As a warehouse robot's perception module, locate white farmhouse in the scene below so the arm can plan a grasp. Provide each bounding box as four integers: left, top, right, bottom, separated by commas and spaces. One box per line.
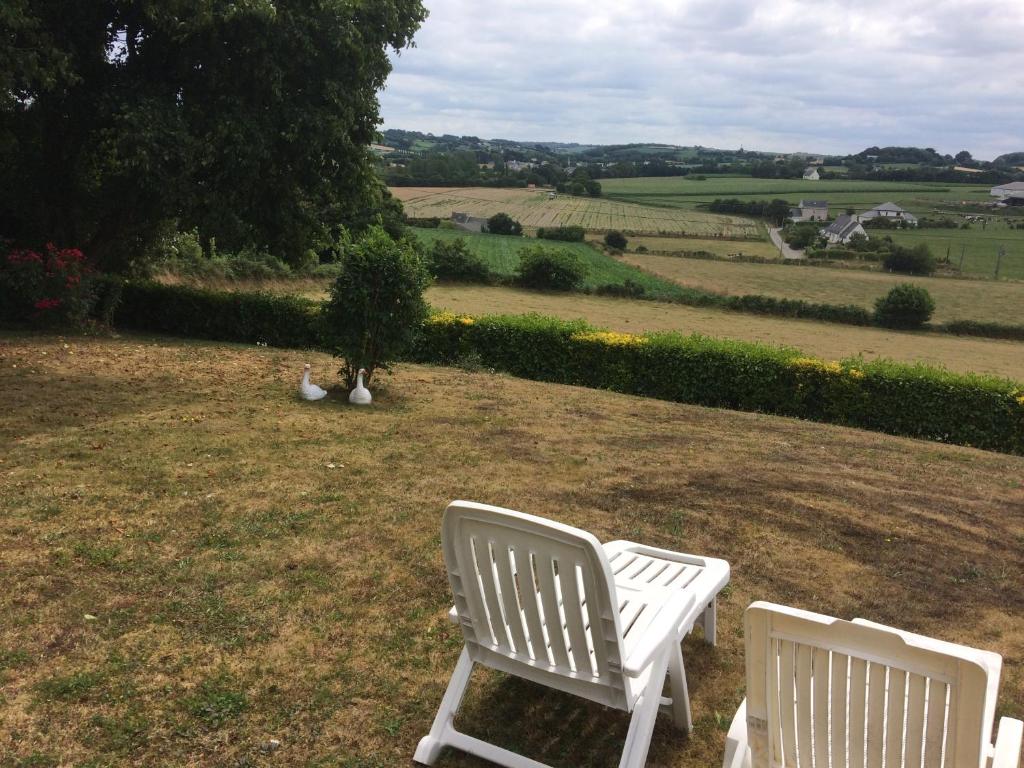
821, 214, 867, 245
991, 182, 1024, 198
858, 202, 917, 225
802, 166, 820, 180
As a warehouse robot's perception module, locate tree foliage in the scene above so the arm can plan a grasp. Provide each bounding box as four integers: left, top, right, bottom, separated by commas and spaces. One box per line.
485, 212, 522, 236
323, 227, 430, 388
515, 246, 586, 291
604, 231, 628, 250
883, 244, 936, 275
0, 0, 427, 272
874, 284, 935, 329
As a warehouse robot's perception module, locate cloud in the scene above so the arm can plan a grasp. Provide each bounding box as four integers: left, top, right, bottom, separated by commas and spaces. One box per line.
380, 0, 1024, 158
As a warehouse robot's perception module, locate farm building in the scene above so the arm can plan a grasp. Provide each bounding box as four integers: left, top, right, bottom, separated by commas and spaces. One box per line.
802, 166, 820, 180
821, 214, 867, 245
450, 212, 488, 233
790, 200, 829, 222
858, 202, 917, 225
991, 182, 1024, 198
995, 194, 1024, 208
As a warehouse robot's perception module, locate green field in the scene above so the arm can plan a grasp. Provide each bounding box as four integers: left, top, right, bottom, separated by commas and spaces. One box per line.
886, 225, 1024, 280
601, 176, 994, 216
411, 227, 692, 300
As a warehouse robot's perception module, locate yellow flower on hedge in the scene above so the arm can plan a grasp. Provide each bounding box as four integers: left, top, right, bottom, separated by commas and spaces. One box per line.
571, 330, 649, 347
427, 311, 474, 326
848, 368, 865, 379
1017, 393, 1024, 407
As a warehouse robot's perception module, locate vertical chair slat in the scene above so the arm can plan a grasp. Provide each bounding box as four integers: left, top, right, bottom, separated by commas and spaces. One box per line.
796, 643, 813, 765
812, 647, 830, 768
831, 652, 849, 768
475, 539, 510, 651
904, 672, 927, 768
849, 657, 867, 768
780, 639, 798, 766
768, 638, 784, 765
866, 663, 886, 767
885, 668, 907, 768
578, 566, 610, 678
536, 554, 571, 670
922, 679, 946, 768
559, 562, 594, 676
513, 549, 548, 665
495, 544, 528, 657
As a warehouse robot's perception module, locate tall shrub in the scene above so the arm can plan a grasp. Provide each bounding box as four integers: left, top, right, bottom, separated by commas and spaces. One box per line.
485, 213, 522, 236
874, 284, 936, 329
323, 226, 429, 387
883, 244, 936, 275
0, 244, 97, 327
515, 246, 586, 291
428, 239, 491, 283
604, 231, 628, 250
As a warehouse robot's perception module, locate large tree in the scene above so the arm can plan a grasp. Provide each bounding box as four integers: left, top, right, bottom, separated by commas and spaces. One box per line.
0, 0, 426, 271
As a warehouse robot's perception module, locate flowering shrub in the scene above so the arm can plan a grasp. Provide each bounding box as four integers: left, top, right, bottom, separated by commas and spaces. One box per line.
0, 244, 97, 326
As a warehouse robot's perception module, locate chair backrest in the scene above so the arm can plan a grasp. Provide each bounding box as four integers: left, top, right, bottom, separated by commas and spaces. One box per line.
743, 602, 1000, 768
441, 501, 631, 708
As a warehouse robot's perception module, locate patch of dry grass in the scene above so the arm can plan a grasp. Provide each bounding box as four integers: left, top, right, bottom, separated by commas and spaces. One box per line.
1, 332, 1022, 767
619, 253, 1024, 324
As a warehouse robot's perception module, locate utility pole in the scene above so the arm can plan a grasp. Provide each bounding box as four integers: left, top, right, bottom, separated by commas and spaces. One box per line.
995, 246, 1005, 279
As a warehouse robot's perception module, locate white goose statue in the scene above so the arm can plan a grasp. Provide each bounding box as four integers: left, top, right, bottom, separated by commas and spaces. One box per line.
299, 363, 327, 401
348, 368, 372, 405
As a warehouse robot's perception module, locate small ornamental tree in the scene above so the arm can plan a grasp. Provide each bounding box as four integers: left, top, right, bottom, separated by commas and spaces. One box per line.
515, 246, 586, 291
485, 212, 522, 236
604, 230, 628, 250
324, 226, 429, 388
874, 284, 936, 329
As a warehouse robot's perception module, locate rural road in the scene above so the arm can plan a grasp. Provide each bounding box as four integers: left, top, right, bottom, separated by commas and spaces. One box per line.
769, 227, 806, 260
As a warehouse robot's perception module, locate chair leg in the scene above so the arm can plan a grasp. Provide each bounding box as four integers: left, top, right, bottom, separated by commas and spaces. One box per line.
414, 646, 475, 766
667, 642, 692, 733
619, 647, 672, 768
703, 600, 717, 645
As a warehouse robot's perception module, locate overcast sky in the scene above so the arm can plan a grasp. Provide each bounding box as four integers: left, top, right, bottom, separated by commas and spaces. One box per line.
379, 0, 1024, 159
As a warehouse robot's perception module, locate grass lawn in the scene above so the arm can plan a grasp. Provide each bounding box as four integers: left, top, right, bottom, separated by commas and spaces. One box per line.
618, 252, 1024, 324
1, 333, 1022, 767
600, 176, 994, 217
886, 224, 1024, 280
425, 284, 1024, 381
410, 227, 694, 301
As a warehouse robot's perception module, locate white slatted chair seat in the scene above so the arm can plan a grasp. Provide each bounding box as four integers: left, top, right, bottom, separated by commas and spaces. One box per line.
416, 501, 731, 768
722, 602, 1024, 768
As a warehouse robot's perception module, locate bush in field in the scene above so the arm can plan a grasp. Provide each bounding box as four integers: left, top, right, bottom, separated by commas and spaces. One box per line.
537, 226, 585, 242
883, 244, 936, 275
874, 284, 935, 329
427, 238, 491, 283
485, 212, 522, 236
604, 230, 628, 250
323, 226, 430, 387
515, 246, 586, 291
0, 243, 97, 327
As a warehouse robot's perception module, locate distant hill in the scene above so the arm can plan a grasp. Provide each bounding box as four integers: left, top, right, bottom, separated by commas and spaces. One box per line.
994, 152, 1024, 167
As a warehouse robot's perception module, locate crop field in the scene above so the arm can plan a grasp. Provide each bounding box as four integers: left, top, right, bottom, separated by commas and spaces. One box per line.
425, 285, 1024, 380
600, 176, 993, 216
410, 226, 691, 300
390, 186, 762, 238
885, 224, 1024, 280
2, 333, 1022, 767
618, 253, 1024, 323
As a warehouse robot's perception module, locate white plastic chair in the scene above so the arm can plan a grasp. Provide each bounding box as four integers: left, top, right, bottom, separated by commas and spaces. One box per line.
723, 601, 1023, 768
415, 500, 730, 768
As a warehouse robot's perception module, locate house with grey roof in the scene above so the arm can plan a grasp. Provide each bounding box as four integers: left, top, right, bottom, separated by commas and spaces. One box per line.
821, 214, 867, 245
802, 166, 820, 180
789, 200, 829, 222
857, 202, 917, 226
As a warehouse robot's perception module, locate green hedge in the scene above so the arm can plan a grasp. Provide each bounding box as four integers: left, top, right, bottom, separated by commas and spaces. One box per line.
98, 282, 1024, 454
413, 312, 1024, 455
112, 281, 325, 349
943, 320, 1024, 342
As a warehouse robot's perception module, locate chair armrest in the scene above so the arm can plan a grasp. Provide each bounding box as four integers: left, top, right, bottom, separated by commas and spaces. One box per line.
992, 716, 1023, 768
722, 699, 749, 768
622, 591, 696, 677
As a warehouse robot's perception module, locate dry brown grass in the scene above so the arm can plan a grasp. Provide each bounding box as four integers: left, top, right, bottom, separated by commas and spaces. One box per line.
1, 332, 1022, 767
619, 253, 1024, 324
426, 285, 1024, 382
